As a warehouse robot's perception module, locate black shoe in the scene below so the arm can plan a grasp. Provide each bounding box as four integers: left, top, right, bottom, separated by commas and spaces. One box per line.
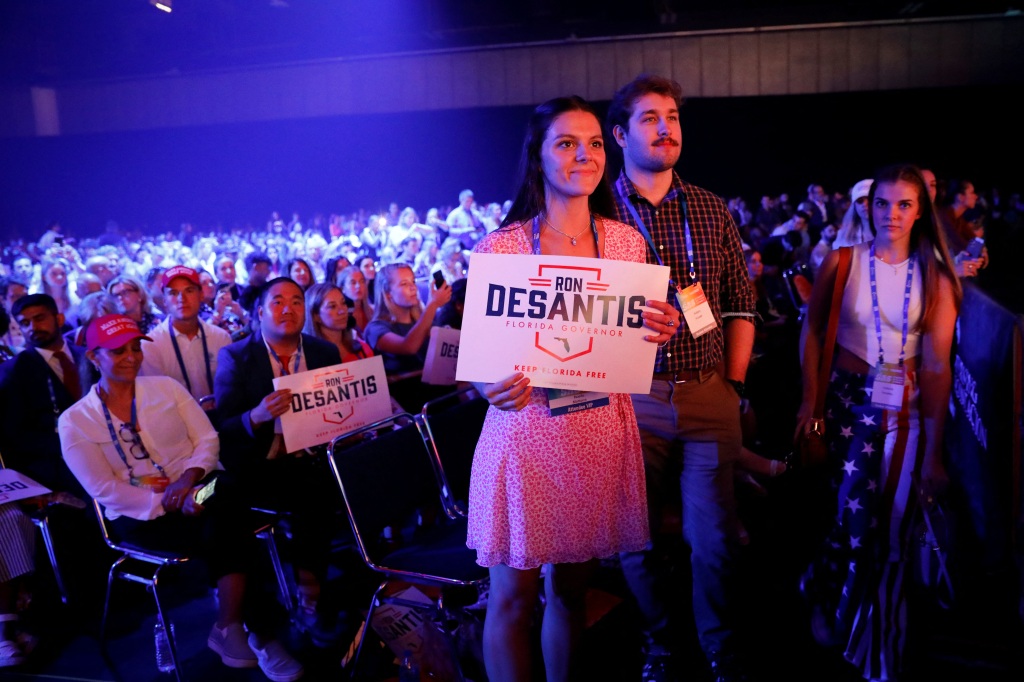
709, 652, 750, 682
641, 649, 676, 682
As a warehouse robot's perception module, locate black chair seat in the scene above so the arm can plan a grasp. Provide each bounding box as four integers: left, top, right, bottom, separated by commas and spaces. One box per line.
379, 519, 486, 584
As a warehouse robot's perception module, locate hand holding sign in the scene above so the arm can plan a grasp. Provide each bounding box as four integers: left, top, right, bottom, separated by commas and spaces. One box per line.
251, 389, 293, 427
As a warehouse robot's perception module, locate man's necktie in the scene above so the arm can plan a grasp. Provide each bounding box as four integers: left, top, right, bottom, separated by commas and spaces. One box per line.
53, 350, 81, 401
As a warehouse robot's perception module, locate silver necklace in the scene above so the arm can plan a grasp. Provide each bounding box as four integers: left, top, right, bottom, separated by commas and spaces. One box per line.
542, 215, 589, 246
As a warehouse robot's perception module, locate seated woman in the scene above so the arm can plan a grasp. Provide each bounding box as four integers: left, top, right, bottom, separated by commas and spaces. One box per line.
58, 314, 302, 682
107, 275, 163, 334
336, 265, 374, 334
303, 283, 372, 362
0, 503, 34, 668
285, 258, 315, 291
362, 263, 452, 412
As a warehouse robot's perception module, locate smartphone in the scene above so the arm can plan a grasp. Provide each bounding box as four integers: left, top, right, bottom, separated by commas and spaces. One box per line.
432, 270, 446, 289
194, 477, 217, 506
965, 237, 985, 259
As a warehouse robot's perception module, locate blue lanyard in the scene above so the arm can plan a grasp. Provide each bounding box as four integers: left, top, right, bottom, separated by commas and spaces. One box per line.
616, 184, 691, 287
868, 241, 915, 367
267, 339, 303, 376
97, 386, 165, 476
531, 215, 599, 257
168, 320, 213, 397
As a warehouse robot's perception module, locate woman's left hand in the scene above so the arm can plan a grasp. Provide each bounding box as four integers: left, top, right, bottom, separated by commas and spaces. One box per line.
181, 486, 205, 517
918, 453, 950, 501
161, 469, 202, 514
642, 299, 682, 344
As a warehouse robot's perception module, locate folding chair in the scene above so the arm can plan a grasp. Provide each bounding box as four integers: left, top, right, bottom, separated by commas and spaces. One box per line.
417, 386, 489, 516
326, 413, 488, 679
0, 450, 70, 605
93, 499, 190, 682
783, 262, 814, 321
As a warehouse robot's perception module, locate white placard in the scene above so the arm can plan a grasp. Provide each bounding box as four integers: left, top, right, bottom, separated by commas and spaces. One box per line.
456, 253, 670, 393
422, 326, 461, 385
0, 469, 51, 504
273, 356, 393, 452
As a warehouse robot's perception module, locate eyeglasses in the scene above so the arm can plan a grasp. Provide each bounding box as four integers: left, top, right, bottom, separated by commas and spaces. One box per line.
118, 422, 150, 460
111, 287, 138, 298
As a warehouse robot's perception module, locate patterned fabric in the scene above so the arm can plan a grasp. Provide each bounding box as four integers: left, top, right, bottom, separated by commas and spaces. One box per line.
0, 503, 35, 582
466, 219, 651, 569
804, 367, 922, 681
612, 170, 756, 373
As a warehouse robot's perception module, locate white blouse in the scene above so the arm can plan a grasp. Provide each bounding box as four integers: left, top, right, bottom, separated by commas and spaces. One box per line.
59, 375, 221, 521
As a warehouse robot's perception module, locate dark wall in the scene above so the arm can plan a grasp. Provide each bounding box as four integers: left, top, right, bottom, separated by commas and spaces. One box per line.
1, 85, 1020, 241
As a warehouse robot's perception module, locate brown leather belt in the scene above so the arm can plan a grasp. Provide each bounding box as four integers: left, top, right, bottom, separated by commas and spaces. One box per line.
652, 368, 716, 384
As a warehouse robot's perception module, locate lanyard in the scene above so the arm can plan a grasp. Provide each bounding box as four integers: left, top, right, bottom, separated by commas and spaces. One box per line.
531, 214, 599, 257
868, 241, 915, 367
97, 386, 165, 476
168, 320, 213, 397
268, 339, 303, 376
616, 184, 691, 287
46, 375, 60, 422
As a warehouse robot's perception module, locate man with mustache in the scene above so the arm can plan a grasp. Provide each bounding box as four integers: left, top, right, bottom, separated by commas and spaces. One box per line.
608, 75, 757, 682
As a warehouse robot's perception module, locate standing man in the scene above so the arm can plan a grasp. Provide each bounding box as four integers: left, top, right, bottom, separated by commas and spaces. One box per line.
446, 189, 485, 250
608, 75, 757, 682
139, 266, 232, 405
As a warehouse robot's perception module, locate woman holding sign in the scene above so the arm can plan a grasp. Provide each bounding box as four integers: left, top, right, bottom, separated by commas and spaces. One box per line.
466, 96, 680, 682
58, 314, 303, 680
796, 165, 960, 681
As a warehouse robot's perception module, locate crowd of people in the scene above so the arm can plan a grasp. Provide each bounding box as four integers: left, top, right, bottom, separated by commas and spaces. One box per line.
0, 71, 1019, 682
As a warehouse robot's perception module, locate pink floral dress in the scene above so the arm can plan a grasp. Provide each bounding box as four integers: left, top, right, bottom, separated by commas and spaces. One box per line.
466, 219, 651, 569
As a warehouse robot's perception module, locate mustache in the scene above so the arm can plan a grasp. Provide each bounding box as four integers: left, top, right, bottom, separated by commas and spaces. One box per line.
652, 138, 680, 147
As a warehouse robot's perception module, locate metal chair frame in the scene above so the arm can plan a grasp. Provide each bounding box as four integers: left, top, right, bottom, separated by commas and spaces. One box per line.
0, 450, 70, 605
416, 386, 489, 518
93, 499, 190, 682
326, 412, 487, 679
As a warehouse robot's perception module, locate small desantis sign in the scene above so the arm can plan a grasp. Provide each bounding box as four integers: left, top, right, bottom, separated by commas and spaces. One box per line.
274, 356, 393, 451
456, 253, 669, 393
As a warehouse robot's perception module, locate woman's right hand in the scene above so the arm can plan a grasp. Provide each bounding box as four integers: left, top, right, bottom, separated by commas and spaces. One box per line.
954, 253, 983, 278
427, 279, 452, 308
479, 373, 531, 411
793, 399, 815, 444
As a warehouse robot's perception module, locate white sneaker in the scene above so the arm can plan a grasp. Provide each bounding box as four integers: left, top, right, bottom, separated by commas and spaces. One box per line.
0, 639, 25, 668
207, 622, 258, 668
248, 634, 304, 682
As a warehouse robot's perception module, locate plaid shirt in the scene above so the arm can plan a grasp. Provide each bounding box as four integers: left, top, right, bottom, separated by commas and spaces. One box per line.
613, 170, 756, 373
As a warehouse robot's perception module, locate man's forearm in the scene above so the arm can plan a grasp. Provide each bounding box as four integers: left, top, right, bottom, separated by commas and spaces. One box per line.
722, 317, 756, 382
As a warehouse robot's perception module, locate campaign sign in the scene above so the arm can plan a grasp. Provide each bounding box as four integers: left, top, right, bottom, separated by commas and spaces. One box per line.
422, 326, 461, 385
274, 356, 393, 452
0, 469, 50, 504
457, 253, 670, 393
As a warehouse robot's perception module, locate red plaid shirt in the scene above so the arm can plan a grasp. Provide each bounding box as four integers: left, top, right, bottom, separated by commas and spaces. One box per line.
612, 170, 756, 373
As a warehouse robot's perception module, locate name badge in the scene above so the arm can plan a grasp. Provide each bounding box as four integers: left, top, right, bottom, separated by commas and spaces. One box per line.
676, 283, 717, 339
546, 388, 610, 417
870, 363, 905, 410
131, 474, 170, 493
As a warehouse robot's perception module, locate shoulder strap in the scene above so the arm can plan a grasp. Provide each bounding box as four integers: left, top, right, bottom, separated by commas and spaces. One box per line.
814, 246, 853, 419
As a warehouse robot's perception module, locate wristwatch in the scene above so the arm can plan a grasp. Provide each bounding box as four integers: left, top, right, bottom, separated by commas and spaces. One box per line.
726, 379, 746, 398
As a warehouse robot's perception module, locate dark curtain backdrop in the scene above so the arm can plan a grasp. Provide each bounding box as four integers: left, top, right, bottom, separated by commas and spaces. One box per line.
1, 85, 1020, 241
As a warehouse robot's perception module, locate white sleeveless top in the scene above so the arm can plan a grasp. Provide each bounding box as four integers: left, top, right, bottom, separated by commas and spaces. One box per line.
836, 242, 923, 367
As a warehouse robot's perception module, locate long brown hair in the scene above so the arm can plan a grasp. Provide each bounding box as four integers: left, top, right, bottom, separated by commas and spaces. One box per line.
866, 164, 962, 328
501, 96, 615, 228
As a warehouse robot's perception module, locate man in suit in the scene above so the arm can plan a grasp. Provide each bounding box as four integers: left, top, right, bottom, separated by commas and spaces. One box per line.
0, 294, 86, 497
213, 277, 343, 646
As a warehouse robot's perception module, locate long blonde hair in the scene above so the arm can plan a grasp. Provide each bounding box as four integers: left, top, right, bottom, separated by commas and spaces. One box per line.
372, 263, 421, 324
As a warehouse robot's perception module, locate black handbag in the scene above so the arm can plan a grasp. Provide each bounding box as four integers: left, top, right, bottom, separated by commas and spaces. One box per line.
910, 483, 955, 609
